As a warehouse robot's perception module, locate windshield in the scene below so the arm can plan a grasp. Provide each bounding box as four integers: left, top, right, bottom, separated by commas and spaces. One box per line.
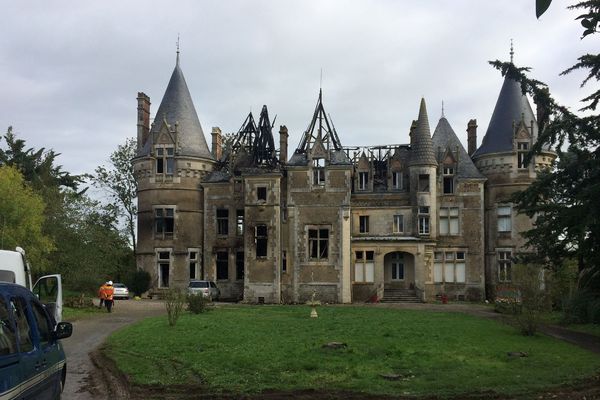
189, 281, 209, 288
113, 283, 126, 288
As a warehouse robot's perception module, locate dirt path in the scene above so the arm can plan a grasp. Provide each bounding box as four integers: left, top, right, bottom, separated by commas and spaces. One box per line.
61, 299, 166, 400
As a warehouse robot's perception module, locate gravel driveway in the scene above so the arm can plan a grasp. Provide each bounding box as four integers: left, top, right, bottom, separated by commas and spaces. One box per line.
61, 299, 166, 400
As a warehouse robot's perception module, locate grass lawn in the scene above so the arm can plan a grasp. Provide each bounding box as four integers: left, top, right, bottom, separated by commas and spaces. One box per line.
63, 306, 103, 321
105, 305, 600, 397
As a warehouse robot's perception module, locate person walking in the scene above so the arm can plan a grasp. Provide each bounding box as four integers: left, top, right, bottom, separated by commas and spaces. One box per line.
104, 281, 115, 313
98, 282, 108, 309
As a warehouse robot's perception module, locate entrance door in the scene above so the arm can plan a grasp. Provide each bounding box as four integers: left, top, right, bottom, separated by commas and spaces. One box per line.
391, 253, 404, 281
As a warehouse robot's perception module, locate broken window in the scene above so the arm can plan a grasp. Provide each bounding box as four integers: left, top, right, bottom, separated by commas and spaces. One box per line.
313, 158, 325, 186
418, 174, 430, 192
359, 216, 369, 233
392, 171, 403, 190
188, 250, 198, 280
255, 225, 268, 258
358, 172, 369, 191
257, 187, 267, 202
443, 166, 454, 194
155, 207, 175, 239
217, 208, 229, 236
236, 251, 244, 280
236, 210, 244, 236
308, 228, 329, 261
393, 214, 404, 233
156, 146, 175, 175
517, 142, 529, 169
216, 251, 228, 280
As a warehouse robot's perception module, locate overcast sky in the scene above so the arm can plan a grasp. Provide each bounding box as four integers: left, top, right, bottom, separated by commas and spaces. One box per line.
0, 1, 591, 177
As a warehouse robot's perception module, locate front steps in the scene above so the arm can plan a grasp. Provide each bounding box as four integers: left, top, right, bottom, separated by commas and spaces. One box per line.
381, 288, 422, 303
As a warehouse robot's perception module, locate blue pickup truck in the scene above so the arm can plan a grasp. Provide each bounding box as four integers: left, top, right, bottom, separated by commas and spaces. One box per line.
0, 282, 73, 399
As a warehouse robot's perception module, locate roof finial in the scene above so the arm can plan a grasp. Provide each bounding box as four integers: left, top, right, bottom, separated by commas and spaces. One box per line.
441, 100, 445, 118
176, 33, 180, 65
510, 38, 514, 64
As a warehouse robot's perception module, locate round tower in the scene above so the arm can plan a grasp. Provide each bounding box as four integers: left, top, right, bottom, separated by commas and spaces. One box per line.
133, 54, 215, 293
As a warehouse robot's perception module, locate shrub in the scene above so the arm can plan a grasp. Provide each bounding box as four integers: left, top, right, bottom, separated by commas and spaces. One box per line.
127, 270, 151, 297
165, 288, 186, 326
512, 264, 551, 336
187, 294, 210, 314
564, 290, 600, 324
64, 293, 94, 308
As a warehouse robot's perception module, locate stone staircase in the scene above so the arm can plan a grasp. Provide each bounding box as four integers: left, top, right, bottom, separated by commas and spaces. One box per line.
381, 288, 422, 303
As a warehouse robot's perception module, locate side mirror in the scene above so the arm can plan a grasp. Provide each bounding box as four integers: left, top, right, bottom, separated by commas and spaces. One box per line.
54, 322, 73, 340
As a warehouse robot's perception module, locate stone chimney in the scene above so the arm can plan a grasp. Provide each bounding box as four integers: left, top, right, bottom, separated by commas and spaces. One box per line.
211, 127, 222, 160
279, 125, 288, 164
136, 92, 151, 152
467, 119, 478, 156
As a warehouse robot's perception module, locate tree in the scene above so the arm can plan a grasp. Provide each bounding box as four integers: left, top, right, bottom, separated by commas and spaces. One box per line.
0, 165, 53, 270
93, 138, 138, 254
500, 1, 600, 291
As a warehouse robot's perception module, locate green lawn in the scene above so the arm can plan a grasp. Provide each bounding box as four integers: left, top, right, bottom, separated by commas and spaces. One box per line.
105, 305, 600, 397
63, 306, 102, 321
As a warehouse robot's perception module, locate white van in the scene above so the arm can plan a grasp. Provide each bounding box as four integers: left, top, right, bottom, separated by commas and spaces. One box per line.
0, 247, 63, 322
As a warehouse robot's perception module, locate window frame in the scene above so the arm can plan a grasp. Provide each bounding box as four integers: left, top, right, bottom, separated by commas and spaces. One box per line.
497, 205, 512, 233
418, 206, 430, 235
393, 214, 404, 234
442, 166, 455, 194
392, 171, 403, 190
157, 249, 171, 288
313, 158, 326, 186
308, 227, 330, 262
155, 145, 175, 175
359, 215, 369, 234
517, 142, 529, 169
433, 250, 467, 283
255, 224, 268, 258
354, 250, 375, 283
439, 207, 460, 236
358, 171, 369, 191
216, 250, 229, 280
154, 206, 175, 239
498, 250, 512, 282
216, 208, 229, 236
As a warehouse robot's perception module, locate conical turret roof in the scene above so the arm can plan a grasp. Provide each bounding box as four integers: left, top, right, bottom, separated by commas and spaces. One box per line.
409, 98, 437, 166
146, 57, 213, 160
432, 117, 485, 179
473, 75, 538, 158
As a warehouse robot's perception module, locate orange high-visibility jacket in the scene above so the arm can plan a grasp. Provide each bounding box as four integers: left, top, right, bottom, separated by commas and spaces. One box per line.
103, 285, 114, 301
98, 284, 107, 300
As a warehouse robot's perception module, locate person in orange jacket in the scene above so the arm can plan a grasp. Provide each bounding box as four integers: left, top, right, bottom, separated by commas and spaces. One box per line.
98, 282, 108, 309
103, 281, 115, 313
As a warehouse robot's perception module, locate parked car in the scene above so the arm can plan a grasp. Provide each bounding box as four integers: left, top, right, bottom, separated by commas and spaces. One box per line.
112, 283, 129, 300
0, 282, 73, 399
188, 280, 220, 301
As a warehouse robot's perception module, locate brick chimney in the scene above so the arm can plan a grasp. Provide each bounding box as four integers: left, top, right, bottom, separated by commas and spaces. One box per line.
211, 127, 222, 160
136, 92, 151, 152
467, 119, 477, 156
279, 125, 288, 164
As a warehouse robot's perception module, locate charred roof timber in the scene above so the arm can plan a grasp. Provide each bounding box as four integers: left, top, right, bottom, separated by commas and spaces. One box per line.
295, 89, 343, 154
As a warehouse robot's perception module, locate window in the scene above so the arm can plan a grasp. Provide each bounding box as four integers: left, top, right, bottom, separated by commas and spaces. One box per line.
498, 250, 512, 282
359, 216, 369, 233
31, 302, 51, 346
517, 142, 529, 169
255, 225, 268, 258
156, 146, 175, 175
433, 251, 466, 283
418, 174, 430, 192
157, 251, 170, 287
392, 172, 403, 190
308, 228, 329, 261
155, 207, 175, 238
443, 166, 454, 194
11, 297, 33, 353
282, 251, 287, 273
439, 207, 459, 235
236, 251, 244, 280
313, 158, 325, 185
418, 206, 430, 235
236, 210, 244, 236
354, 251, 374, 282
391, 252, 404, 280
358, 172, 369, 191
216, 251, 228, 280
217, 209, 229, 236
0, 297, 17, 355
393, 214, 404, 233
188, 251, 198, 280
497, 205, 512, 232
257, 187, 267, 202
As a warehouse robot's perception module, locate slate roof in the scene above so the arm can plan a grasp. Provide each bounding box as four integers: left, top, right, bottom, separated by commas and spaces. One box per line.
432, 117, 485, 179
408, 98, 437, 167
473, 75, 538, 158
142, 57, 213, 160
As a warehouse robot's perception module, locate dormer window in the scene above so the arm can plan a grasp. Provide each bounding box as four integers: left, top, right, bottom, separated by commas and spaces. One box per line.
313, 158, 325, 186
517, 142, 529, 169
443, 166, 455, 194
156, 146, 175, 175
358, 172, 369, 191
392, 171, 403, 190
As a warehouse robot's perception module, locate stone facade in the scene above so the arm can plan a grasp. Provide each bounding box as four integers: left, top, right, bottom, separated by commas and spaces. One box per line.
133, 58, 556, 303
